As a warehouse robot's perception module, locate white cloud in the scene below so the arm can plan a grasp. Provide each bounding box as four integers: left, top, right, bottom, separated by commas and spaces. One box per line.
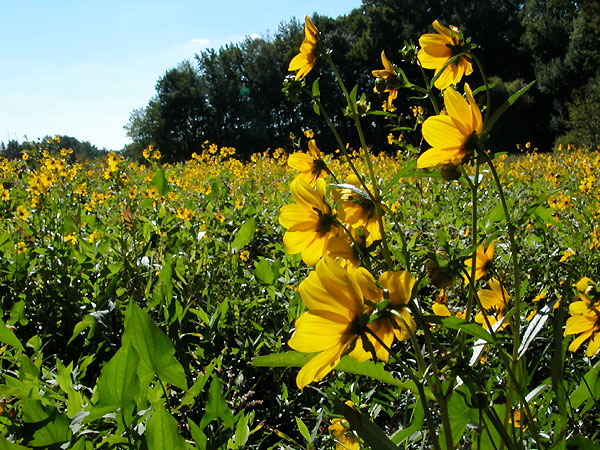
248, 33, 260, 39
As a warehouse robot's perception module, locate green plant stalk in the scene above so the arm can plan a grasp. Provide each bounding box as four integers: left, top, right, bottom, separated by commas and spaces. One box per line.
472, 54, 492, 124
417, 63, 440, 115
550, 282, 569, 448
480, 152, 527, 447
365, 327, 442, 450
324, 53, 394, 270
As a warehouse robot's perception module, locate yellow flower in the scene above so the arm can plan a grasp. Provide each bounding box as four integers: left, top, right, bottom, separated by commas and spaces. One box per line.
303, 129, 314, 139
559, 249, 575, 262
16, 241, 26, 254
329, 418, 360, 450
335, 174, 383, 245
372, 51, 398, 111
417, 83, 483, 168
64, 233, 78, 245
373, 270, 417, 343
240, 250, 250, 262
464, 240, 494, 283
417, 20, 473, 90
288, 258, 374, 389
88, 231, 100, 243
288, 15, 319, 80
287, 140, 328, 185
15, 205, 29, 221
279, 177, 339, 265
564, 277, 600, 356
475, 278, 510, 331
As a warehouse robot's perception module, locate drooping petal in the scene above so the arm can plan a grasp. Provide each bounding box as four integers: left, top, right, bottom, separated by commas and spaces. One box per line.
586, 329, 600, 356
279, 203, 317, 228
302, 233, 329, 265
444, 86, 472, 134
288, 152, 314, 172
565, 315, 597, 336
380, 270, 415, 306
295, 340, 349, 390
568, 327, 594, 352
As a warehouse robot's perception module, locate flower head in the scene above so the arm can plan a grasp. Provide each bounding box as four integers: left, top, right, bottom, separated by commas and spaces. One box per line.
464, 241, 494, 283
417, 20, 473, 90
288, 257, 371, 389
335, 174, 383, 245
417, 83, 483, 168
329, 418, 360, 450
279, 177, 339, 265
288, 16, 319, 80
564, 277, 600, 356
372, 51, 399, 111
475, 278, 509, 331
287, 140, 329, 185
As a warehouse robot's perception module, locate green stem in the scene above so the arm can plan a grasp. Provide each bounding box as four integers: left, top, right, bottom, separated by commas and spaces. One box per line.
324, 53, 394, 270
471, 54, 491, 124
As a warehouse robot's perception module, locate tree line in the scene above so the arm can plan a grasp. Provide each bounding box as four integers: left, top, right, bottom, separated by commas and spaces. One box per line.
124, 0, 600, 160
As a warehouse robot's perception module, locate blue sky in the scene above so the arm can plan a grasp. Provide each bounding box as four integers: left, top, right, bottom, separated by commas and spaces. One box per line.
1, 1, 362, 150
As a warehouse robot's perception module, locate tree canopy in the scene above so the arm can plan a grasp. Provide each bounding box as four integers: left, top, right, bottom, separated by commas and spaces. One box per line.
125, 0, 600, 161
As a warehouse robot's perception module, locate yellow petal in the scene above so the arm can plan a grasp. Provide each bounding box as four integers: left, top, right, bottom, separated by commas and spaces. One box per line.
416, 147, 466, 169
565, 315, 597, 336
422, 115, 467, 149
288, 152, 313, 172
289, 312, 350, 352
379, 270, 415, 305
301, 233, 329, 265
444, 86, 472, 134
568, 328, 594, 352
433, 303, 451, 317
586, 330, 600, 356
279, 203, 316, 228
295, 341, 349, 390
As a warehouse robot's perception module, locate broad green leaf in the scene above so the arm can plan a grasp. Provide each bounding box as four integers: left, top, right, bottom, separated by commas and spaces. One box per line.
87, 342, 140, 423
566, 435, 600, 450
234, 413, 250, 448
252, 351, 425, 397
570, 362, 600, 412
231, 218, 256, 251
439, 388, 477, 450
146, 403, 187, 450
255, 258, 274, 284
22, 400, 70, 447
151, 256, 173, 308
334, 398, 400, 450
439, 316, 495, 343
0, 436, 29, 449
201, 375, 235, 430
152, 167, 168, 195
123, 302, 187, 389
0, 320, 23, 351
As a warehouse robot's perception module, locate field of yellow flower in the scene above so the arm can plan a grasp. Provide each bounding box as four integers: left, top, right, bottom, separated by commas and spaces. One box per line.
0, 136, 598, 448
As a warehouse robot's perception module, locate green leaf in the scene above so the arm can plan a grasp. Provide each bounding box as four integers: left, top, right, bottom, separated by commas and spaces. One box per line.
482, 80, 536, 136
22, 400, 71, 447
151, 256, 173, 308
123, 302, 187, 389
146, 403, 187, 450
255, 258, 274, 284
439, 388, 477, 450
201, 375, 235, 430
295, 416, 311, 443
180, 357, 219, 407
334, 398, 400, 450
0, 320, 23, 351
570, 362, 600, 412
187, 418, 207, 449
439, 316, 495, 343
152, 167, 169, 195
87, 342, 140, 422
231, 218, 256, 251
252, 351, 425, 396
566, 435, 600, 450
0, 435, 30, 449
234, 413, 250, 448
68, 315, 96, 345
391, 401, 424, 444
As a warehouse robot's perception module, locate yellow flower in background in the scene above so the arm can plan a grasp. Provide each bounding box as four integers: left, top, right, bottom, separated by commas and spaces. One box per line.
287, 140, 329, 185
288, 257, 370, 389
239, 250, 250, 262
15, 205, 29, 221
464, 241, 494, 283
329, 418, 360, 450
279, 177, 339, 265
417, 20, 473, 90
418, 83, 483, 168
288, 15, 319, 80
475, 279, 510, 331
565, 277, 600, 356
16, 241, 26, 254
64, 233, 77, 245
88, 230, 100, 243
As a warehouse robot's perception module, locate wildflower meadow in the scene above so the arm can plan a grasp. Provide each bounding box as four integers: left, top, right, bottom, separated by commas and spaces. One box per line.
1, 15, 600, 450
